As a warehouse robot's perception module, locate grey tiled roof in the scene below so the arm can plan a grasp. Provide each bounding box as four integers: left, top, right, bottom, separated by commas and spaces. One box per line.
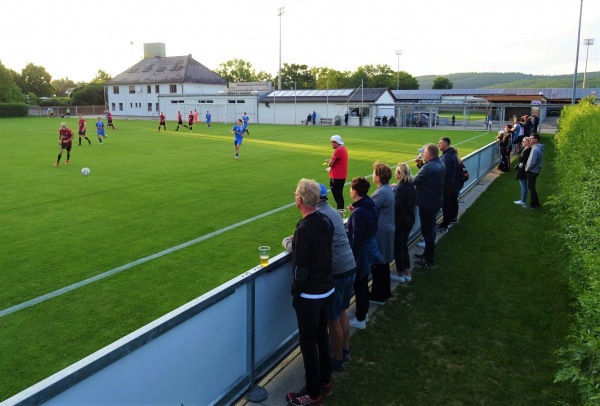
107, 55, 227, 85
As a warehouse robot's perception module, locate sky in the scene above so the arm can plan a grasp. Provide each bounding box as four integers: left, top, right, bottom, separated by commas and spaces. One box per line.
2, 0, 599, 84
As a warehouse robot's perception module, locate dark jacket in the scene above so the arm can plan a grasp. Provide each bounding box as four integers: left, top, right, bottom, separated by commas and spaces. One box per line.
394, 182, 416, 231
291, 210, 334, 296
440, 147, 461, 192
515, 146, 531, 180
412, 157, 445, 211
347, 196, 382, 277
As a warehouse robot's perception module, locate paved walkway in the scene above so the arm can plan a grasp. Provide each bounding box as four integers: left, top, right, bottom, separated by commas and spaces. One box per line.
236, 169, 500, 406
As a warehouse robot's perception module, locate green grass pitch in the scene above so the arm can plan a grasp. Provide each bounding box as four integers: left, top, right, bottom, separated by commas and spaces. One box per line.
0, 116, 493, 399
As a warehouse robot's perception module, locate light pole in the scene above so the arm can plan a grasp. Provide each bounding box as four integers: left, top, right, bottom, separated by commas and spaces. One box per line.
571, 0, 583, 104
395, 50, 402, 90
583, 38, 594, 88
277, 6, 285, 90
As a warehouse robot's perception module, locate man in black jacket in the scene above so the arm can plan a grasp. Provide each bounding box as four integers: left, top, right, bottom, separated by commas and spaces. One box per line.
413, 144, 445, 268
438, 137, 462, 231
286, 179, 334, 406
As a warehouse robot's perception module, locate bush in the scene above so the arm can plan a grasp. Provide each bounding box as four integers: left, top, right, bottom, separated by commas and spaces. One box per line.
0, 103, 28, 117
551, 103, 600, 404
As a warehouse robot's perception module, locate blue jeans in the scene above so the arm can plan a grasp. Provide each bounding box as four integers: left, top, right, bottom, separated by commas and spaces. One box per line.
293, 295, 332, 398
519, 178, 528, 203
419, 206, 437, 264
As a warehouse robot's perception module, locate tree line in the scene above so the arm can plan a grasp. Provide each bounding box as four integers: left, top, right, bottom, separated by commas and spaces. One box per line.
0, 58, 454, 107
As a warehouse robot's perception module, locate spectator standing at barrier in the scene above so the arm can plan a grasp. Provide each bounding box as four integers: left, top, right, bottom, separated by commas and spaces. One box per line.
369, 162, 395, 305
437, 137, 462, 232
497, 124, 512, 172
326, 135, 349, 210
413, 144, 445, 268
312, 111, 317, 125
282, 183, 356, 374
344, 112, 349, 126
77, 114, 91, 145
512, 118, 523, 154
524, 133, 543, 209
451, 114, 456, 126
306, 113, 311, 126
392, 163, 417, 282
54, 122, 73, 166
346, 177, 382, 330
513, 136, 532, 205
532, 114, 540, 133
285, 179, 334, 406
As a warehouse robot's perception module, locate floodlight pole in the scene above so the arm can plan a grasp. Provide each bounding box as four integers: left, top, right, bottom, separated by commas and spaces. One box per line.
277, 6, 285, 90
571, 0, 583, 104
583, 38, 594, 88
395, 50, 402, 90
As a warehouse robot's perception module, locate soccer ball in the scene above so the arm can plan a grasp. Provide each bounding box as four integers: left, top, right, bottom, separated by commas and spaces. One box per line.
81, 167, 91, 176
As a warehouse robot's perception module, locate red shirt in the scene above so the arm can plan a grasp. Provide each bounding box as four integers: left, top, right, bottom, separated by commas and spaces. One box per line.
59, 128, 74, 144
78, 119, 86, 131
159, 114, 166, 123
329, 146, 348, 179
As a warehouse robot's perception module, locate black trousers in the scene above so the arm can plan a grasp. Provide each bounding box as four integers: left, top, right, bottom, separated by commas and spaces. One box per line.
526, 171, 540, 207
370, 263, 391, 302
441, 190, 459, 226
330, 178, 345, 210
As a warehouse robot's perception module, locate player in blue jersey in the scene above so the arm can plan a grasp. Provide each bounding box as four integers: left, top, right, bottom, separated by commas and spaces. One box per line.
206, 110, 212, 128
241, 112, 250, 135
232, 119, 245, 160
96, 117, 107, 144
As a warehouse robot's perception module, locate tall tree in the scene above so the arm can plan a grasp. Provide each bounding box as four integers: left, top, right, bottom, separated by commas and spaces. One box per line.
432, 76, 453, 89
91, 70, 111, 84
397, 71, 419, 90
348, 64, 396, 88
0, 61, 23, 102
311, 67, 352, 89
278, 63, 316, 89
17, 63, 53, 97
214, 59, 260, 83
52, 77, 76, 98
71, 83, 104, 106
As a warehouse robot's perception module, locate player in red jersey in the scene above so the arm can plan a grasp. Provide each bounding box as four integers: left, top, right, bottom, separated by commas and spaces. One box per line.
54, 122, 74, 166
175, 111, 188, 131
77, 114, 91, 145
187, 110, 194, 131
158, 112, 167, 132
105, 110, 116, 129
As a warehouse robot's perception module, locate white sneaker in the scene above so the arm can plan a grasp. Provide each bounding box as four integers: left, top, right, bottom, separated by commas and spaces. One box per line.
514, 200, 525, 205
417, 240, 426, 248
348, 315, 366, 330
390, 274, 406, 283
405, 275, 412, 282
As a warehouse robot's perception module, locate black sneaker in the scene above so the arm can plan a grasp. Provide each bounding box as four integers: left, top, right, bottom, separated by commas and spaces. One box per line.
414, 252, 425, 259
331, 357, 345, 372
414, 259, 435, 268
437, 225, 448, 232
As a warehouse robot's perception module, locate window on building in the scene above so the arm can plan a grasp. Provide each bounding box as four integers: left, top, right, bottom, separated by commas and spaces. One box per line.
111, 103, 116, 111
148, 103, 152, 112
169, 85, 177, 93
155, 85, 160, 93
113, 86, 120, 94
237, 100, 245, 103
129, 85, 135, 94
228, 100, 236, 104
119, 103, 123, 111
147, 85, 151, 93
155, 103, 159, 111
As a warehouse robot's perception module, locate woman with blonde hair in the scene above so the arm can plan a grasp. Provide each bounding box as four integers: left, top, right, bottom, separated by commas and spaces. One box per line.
392, 163, 417, 282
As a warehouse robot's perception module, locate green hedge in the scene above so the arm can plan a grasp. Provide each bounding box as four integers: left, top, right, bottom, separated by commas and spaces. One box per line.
0, 103, 28, 117
551, 101, 600, 404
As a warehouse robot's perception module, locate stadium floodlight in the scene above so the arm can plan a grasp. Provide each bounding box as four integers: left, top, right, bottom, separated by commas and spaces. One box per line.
571, 0, 583, 104
395, 50, 402, 90
583, 38, 594, 89
277, 6, 285, 91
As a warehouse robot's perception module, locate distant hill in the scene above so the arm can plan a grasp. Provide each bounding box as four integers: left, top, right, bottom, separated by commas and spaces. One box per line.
416, 72, 600, 90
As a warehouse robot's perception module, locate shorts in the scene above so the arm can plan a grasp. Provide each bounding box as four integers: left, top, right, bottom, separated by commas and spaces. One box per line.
234, 137, 243, 146
60, 142, 72, 151
328, 269, 355, 320
97, 130, 105, 136
78, 130, 86, 136
178, 120, 183, 125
